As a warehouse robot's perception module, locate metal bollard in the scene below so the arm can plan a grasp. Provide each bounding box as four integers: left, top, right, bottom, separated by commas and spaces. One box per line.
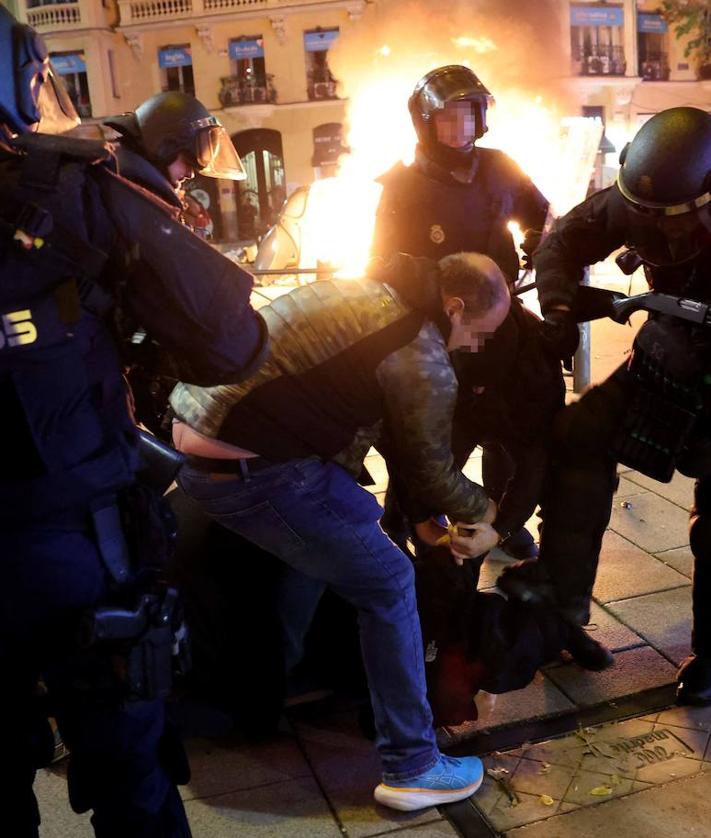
573, 267, 592, 393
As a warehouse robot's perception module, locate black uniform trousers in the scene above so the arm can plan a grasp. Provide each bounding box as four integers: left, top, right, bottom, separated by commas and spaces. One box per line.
1, 526, 190, 838
536, 360, 711, 655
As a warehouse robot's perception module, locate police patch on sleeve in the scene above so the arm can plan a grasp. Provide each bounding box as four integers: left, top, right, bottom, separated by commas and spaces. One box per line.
429, 224, 445, 245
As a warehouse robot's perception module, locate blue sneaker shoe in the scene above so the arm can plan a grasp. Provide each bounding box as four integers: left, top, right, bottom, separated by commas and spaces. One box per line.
374, 754, 484, 811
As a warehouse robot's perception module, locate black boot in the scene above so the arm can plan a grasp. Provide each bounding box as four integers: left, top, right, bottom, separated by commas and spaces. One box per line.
677, 654, 711, 706
564, 624, 614, 671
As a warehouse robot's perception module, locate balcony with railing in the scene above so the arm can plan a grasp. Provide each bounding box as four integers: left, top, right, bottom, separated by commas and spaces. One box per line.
218, 74, 277, 107
308, 78, 338, 100
23, 0, 111, 32
26, 2, 80, 29
117, 0, 339, 26
572, 44, 627, 77
639, 52, 670, 81
118, 0, 195, 25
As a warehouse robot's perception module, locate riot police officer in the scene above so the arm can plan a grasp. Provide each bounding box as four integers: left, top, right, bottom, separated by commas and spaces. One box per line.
499, 107, 711, 698
105, 91, 245, 191
106, 92, 289, 733
372, 65, 550, 559
103, 92, 248, 435
0, 8, 266, 836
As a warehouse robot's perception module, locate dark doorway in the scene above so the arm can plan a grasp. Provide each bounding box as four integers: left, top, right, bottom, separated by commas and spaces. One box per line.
232, 128, 286, 240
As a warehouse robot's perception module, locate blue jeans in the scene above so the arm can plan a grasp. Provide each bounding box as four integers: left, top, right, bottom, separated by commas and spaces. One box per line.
178, 458, 440, 780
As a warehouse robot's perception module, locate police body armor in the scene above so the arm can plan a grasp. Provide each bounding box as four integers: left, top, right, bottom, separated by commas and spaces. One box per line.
610, 252, 711, 482
0, 134, 190, 702
374, 149, 524, 283
0, 134, 137, 523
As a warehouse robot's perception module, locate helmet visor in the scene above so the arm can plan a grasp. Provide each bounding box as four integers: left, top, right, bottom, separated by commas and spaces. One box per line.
192, 122, 246, 180
415, 66, 492, 117
627, 202, 711, 267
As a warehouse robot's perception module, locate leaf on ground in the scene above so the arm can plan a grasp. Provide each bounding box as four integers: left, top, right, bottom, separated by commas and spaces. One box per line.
539, 794, 555, 806
539, 763, 552, 774
590, 784, 613, 796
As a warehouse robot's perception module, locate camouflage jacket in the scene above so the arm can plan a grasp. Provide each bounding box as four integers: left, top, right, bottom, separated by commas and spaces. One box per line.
170, 277, 490, 523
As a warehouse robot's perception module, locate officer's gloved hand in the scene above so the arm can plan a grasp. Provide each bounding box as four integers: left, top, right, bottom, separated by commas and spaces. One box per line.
541, 308, 580, 361
521, 228, 543, 270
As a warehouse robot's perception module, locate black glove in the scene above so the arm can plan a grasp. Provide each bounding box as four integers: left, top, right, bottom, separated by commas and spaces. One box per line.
521, 228, 543, 270
541, 309, 580, 360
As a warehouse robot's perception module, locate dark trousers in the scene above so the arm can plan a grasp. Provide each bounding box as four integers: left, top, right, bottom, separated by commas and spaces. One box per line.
1, 527, 190, 838
536, 361, 711, 652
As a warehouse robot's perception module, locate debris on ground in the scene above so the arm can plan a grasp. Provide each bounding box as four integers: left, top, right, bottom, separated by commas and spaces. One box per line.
487, 767, 520, 806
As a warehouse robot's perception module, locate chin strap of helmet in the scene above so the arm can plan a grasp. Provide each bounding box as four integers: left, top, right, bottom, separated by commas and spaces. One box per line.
425, 139, 476, 171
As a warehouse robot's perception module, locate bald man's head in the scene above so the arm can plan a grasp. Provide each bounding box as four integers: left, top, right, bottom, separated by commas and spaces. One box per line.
438, 253, 511, 352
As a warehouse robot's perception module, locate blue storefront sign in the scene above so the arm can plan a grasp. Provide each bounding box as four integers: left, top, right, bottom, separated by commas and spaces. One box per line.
229, 38, 264, 60
638, 13, 667, 34
570, 5, 625, 27
159, 46, 192, 68
304, 29, 339, 53
50, 53, 86, 75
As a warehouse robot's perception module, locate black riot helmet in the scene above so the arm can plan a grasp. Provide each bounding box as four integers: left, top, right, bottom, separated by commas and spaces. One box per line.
617, 107, 711, 267
106, 91, 245, 181
0, 5, 79, 136
408, 65, 493, 169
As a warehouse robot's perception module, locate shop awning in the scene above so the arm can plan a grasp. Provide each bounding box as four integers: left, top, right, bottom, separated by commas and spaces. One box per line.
570, 5, 625, 27
229, 38, 264, 60
304, 29, 339, 53
159, 46, 192, 68
638, 13, 668, 34
50, 53, 86, 75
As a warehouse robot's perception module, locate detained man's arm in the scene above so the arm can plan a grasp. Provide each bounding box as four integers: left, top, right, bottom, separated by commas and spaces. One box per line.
375, 321, 492, 527
448, 442, 548, 563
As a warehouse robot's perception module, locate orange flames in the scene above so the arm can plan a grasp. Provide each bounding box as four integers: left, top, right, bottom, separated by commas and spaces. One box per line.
297, 26, 603, 277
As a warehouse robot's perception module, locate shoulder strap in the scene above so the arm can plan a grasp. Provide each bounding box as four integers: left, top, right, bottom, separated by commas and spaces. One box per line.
0, 145, 108, 279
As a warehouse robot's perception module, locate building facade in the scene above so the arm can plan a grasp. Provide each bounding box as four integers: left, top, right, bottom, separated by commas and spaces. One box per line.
13, 0, 365, 240
8, 0, 711, 241
567, 0, 711, 188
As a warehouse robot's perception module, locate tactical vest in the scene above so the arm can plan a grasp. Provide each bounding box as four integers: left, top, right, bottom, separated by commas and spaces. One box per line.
0, 134, 138, 525
374, 149, 526, 283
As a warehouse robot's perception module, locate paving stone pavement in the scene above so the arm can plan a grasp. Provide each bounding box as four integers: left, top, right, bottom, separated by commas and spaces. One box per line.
32, 278, 706, 835
470, 704, 711, 836
33, 451, 699, 837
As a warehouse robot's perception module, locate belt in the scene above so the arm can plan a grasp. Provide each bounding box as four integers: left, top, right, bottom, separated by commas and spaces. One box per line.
184, 453, 275, 478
